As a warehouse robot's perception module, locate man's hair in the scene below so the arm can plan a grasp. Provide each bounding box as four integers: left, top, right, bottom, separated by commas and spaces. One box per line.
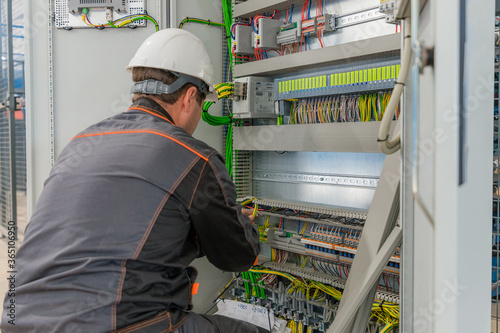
132, 67, 206, 105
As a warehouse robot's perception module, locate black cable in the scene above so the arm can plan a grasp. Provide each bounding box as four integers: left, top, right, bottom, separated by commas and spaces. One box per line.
212, 272, 241, 304
379, 300, 385, 313
204, 299, 221, 315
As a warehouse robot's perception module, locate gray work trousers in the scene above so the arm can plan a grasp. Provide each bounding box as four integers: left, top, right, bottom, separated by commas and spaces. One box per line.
176, 312, 271, 333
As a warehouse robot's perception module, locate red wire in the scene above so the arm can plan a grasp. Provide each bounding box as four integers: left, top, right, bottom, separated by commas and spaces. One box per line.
319, 30, 324, 48
301, 0, 308, 21
232, 47, 253, 61
253, 15, 265, 30
286, 5, 289, 24
263, 49, 282, 56
315, 0, 319, 17
231, 23, 250, 39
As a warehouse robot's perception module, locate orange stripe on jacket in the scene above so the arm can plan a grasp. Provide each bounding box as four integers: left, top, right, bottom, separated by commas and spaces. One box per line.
72, 130, 208, 161
129, 106, 175, 126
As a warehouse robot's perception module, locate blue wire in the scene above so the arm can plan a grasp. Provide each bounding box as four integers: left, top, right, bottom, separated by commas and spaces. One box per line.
308, 0, 311, 19
230, 23, 249, 40
230, 24, 236, 39
298, 221, 301, 234
251, 18, 258, 33
290, 4, 294, 22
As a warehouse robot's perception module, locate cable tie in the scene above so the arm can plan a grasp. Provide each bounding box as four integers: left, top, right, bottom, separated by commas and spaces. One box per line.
404, 34, 411, 39
395, 81, 405, 87
379, 300, 385, 312
208, 19, 211, 26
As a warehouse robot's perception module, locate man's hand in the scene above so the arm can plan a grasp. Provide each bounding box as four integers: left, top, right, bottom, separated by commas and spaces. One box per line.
242, 209, 255, 224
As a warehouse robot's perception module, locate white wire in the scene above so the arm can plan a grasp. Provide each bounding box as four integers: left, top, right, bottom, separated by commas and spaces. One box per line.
378, 17, 413, 154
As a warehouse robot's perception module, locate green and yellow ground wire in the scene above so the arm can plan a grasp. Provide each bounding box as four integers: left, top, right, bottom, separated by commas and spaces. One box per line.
178, 17, 226, 29
246, 267, 399, 329
201, 82, 238, 177
82, 9, 159, 31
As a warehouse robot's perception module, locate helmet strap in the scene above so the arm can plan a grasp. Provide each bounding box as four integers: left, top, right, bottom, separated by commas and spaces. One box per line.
131, 73, 209, 96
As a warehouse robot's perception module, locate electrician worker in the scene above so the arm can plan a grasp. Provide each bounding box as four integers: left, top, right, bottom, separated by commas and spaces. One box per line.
1, 29, 269, 333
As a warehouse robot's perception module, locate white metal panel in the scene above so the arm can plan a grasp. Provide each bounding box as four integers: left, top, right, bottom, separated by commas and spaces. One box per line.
454, 0, 493, 331
24, 0, 53, 218
408, 0, 494, 332
403, 3, 436, 333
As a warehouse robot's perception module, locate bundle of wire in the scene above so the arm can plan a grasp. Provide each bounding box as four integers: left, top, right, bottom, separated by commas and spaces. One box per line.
201, 82, 240, 177
82, 10, 159, 31
288, 91, 398, 124
244, 267, 399, 330
222, 0, 234, 69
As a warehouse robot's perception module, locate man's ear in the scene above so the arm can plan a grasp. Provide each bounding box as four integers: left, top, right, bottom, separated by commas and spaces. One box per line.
182, 86, 199, 112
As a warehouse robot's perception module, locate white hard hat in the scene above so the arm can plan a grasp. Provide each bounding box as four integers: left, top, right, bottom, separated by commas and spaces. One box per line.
127, 28, 217, 101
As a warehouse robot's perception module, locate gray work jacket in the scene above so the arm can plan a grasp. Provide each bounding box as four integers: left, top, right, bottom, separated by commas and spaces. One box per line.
1, 98, 260, 332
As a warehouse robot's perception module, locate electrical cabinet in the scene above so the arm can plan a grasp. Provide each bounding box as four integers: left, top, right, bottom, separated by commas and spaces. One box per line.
215, 1, 404, 332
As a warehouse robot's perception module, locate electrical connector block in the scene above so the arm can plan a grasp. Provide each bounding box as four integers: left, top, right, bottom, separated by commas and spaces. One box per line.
233, 81, 247, 101
277, 22, 300, 45
300, 14, 333, 36
274, 229, 287, 237
379, 0, 412, 23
